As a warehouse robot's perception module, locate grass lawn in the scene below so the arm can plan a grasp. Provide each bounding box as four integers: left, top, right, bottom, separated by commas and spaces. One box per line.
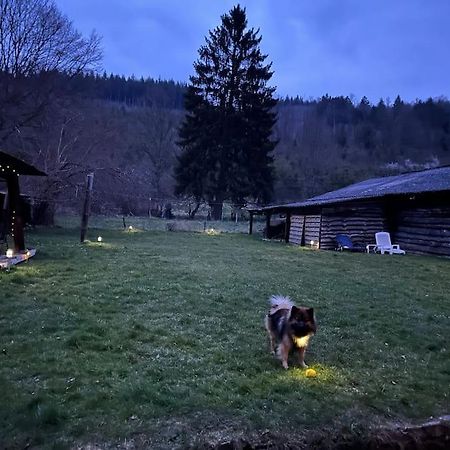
0, 224, 449, 448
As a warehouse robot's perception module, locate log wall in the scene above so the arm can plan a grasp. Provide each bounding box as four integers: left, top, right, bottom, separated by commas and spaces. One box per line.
289, 214, 321, 246
305, 215, 321, 245
289, 215, 304, 245
393, 207, 450, 257
320, 204, 386, 250
284, 193, 450, 256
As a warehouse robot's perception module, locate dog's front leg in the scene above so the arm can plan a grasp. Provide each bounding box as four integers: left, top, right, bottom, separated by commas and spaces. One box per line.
278, 338, 290, 369
297, 347, 308, 368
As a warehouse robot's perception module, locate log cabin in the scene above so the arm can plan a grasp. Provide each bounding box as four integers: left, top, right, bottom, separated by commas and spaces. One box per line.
248, 166, 450, 257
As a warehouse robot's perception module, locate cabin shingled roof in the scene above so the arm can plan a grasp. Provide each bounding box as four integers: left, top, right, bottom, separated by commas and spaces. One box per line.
252, 166, 450, 213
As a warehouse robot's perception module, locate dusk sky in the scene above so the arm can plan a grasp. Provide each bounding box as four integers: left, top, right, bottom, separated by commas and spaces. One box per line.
54, 0, 450, 103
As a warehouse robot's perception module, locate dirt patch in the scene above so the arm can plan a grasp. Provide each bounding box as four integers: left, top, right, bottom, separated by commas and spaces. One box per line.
210, 416, 450, 450
71, 416, 450, 449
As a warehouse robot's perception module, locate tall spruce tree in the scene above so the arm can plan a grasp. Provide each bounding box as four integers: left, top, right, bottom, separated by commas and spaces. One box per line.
175, 5, 277, 220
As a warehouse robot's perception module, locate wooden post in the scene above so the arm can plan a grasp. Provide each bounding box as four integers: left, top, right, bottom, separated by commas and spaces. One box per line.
249, 212, 254, 235
301, 215, 306, 246
80, 173, 94, 243
7, 175, 25, 252
285, 212, 291, 243
265, 213, 271, 238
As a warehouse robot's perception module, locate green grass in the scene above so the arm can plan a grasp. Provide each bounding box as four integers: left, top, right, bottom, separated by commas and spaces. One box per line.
0, 225, 449, 448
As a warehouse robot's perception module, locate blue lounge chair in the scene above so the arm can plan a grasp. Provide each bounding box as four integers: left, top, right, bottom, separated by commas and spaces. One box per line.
335, 234, 365, 252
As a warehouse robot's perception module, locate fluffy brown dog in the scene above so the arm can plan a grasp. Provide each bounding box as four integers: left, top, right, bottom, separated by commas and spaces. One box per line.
264, 295, 316, 369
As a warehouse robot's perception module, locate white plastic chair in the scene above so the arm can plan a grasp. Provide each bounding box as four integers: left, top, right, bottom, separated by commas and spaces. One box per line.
375, 232, 405, 255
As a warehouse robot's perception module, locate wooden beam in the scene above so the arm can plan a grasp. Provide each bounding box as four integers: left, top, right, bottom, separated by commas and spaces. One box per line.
265, 213, 271, 238
285, 212, 291, 243
7, 175, 25, 252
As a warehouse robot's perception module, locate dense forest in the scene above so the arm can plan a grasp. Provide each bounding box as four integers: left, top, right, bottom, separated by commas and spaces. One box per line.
2, 72, 450, 221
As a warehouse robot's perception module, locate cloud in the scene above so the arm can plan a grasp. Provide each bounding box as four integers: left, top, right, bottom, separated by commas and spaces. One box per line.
55, 0, 450, 101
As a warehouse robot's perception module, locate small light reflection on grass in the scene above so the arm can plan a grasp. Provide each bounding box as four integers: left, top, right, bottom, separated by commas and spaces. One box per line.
83, 240, 118, 250
277, 364, 346, 385
124, 226, 143, 234
205, 228, 220, 236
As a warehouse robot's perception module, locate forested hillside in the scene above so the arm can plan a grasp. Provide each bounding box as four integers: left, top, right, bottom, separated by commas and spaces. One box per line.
274, 95, 450, 200
2, 72, 449, 220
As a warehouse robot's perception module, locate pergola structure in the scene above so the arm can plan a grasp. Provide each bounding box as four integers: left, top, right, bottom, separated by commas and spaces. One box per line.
0, 150, 46, 254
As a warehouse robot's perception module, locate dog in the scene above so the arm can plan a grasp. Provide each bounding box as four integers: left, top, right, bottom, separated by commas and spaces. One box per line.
264, 295, 316, 369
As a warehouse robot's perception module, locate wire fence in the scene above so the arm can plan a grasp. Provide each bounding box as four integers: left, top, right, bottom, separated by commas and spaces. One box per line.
16, 190, 258, 223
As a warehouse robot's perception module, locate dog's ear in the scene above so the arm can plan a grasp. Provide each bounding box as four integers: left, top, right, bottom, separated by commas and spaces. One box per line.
306, 307, 315, 319
290, 305, 300, 319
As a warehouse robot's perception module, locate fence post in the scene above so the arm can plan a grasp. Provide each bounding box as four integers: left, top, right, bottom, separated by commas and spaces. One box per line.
80, 173, 94, 243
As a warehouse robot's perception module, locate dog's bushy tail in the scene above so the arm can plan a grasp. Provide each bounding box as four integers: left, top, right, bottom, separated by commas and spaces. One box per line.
269, 295, 293, 313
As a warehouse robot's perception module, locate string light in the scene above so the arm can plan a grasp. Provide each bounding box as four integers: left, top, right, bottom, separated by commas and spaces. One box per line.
10, 210, 15, 237
0, 164, 19, 176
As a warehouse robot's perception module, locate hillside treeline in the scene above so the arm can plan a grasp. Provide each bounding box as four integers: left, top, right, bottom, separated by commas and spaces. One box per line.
2, 72, 449, 221
274, 95, 450, 200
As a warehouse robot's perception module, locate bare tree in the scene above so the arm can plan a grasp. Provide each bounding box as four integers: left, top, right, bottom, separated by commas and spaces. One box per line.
0, 0, 101, 76
0, 0, 102, 142
136, 107, 181, 199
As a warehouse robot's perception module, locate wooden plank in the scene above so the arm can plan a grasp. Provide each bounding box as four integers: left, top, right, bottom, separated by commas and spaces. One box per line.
396, 227, 450, 238
289, 215, 306, 246
401, 244, 450, 256
395, 235, 450, 247
398, 221, 450, 230
0, 248, 36, 270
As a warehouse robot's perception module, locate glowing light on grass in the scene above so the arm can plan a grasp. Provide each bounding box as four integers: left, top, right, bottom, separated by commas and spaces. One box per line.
97, 236, 103, 242
85, 240, 117, 250
205, 228, 220, 236
309, 240, 320, 249
6, 249, 14, 258
277, 364, 345, 384
125, 225, 142, 234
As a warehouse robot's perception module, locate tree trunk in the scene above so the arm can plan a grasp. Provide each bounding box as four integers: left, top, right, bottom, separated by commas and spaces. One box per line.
189, 201, 201, 219
210, 201, 223, 221
32, 201, 55, 226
